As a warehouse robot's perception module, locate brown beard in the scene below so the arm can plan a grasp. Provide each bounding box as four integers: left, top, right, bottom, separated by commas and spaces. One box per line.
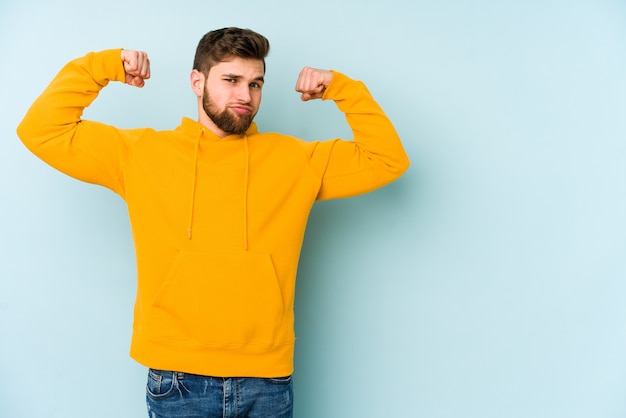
202, 91, 255, 135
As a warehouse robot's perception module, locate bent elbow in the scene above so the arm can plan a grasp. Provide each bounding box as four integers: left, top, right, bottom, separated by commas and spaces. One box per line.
399, 153, 411, 175
16, 120, 36, 150
16, 113, 45, 149
16, 116, 62, 153
389, 151, 410, 179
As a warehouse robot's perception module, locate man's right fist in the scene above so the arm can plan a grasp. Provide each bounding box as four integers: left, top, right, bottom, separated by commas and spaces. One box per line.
121, 49, 151, 88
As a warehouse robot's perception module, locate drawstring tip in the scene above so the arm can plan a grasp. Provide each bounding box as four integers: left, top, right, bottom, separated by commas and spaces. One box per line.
187, 227, 192, 240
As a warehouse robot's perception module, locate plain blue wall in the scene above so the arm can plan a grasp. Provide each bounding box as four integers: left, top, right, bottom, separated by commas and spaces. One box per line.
2, 0, 626, 417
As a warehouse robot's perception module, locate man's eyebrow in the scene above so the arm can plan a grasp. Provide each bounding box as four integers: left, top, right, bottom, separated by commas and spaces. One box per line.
222, 73, 264, 82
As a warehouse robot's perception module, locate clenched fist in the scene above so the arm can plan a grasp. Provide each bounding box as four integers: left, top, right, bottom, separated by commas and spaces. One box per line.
121, 49, 151, 88
295, 67, 333, 102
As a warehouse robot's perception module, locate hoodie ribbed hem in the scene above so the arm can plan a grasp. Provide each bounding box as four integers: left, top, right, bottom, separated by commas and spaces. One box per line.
130, 331, 294, 377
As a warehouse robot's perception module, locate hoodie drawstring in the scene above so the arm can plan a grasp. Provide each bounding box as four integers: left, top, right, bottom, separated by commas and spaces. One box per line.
242, 134, 250, 251
187, 131, 201, 240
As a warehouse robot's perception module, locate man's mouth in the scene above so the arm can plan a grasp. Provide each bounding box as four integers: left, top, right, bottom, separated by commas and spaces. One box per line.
230, 105, 252, 115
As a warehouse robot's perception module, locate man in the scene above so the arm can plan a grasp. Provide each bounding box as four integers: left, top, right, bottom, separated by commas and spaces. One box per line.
17, 27, 409, 417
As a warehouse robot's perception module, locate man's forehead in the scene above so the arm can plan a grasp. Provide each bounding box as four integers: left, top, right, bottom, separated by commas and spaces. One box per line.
212, 57, 265, 77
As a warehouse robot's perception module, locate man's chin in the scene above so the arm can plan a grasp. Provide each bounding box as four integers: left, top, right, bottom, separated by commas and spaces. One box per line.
230, 115, 254, 133
207, 108, 255, 135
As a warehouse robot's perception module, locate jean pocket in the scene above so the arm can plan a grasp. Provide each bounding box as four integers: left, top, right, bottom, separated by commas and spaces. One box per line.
146, 369, 176, 399
266, 375, 292, 385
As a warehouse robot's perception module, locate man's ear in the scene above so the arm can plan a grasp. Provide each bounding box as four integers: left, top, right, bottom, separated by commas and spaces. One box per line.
190, 69, 205, 97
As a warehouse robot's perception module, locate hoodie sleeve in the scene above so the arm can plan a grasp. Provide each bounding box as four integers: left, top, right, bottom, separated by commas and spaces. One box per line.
16, 49, 131, 196
308, 71, 410, 200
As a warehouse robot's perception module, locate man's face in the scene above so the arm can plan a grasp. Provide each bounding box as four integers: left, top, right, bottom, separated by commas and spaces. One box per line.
200, 57, 265, 136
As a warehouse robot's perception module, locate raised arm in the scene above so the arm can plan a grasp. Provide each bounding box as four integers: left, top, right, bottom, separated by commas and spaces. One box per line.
296, 67, 410, 200
16, 49, 151, 194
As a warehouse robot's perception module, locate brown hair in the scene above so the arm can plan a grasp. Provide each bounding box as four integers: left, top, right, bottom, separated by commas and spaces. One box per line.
193, 27, 270, 75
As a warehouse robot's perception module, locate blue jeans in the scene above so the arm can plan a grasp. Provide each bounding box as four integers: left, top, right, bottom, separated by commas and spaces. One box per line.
146, 369, 293, 418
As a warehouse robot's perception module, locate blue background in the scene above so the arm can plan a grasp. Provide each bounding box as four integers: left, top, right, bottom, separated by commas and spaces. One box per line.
2, 0, 626, 417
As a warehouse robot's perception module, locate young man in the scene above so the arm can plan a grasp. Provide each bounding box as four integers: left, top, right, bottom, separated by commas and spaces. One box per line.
17, 27, 409, 417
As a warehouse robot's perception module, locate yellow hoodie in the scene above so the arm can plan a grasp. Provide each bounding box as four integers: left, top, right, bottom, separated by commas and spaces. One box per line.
17, 49, 410, 377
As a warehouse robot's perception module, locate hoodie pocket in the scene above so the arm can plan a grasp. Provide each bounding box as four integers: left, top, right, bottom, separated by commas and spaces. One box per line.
151, 250, 285, 347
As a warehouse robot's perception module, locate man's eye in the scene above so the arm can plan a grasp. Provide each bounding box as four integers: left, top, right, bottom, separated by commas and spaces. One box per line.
250, 82, 261, 88
225, 78, 236, 83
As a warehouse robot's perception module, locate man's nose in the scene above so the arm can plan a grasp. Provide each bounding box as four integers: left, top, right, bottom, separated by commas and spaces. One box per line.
235, 85, 251, 102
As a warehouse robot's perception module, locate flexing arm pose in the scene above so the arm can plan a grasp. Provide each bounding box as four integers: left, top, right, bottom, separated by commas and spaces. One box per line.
123, 49, 333, 102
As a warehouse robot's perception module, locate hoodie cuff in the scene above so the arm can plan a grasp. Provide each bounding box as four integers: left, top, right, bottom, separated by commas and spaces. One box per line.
85, 48, 126, 85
